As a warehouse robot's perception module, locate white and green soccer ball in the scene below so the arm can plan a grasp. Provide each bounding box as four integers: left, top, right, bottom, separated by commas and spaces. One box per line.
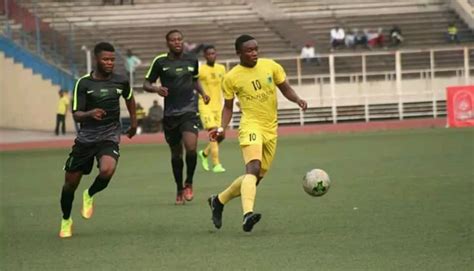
303, 169, 331, 197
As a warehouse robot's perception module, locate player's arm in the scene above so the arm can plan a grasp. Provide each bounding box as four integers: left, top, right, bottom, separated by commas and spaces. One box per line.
277, 81, 308, 110
143, 57, 168, 97
124, 96, 137, 138
72, 80, 106, 122
221, 98, 234, 130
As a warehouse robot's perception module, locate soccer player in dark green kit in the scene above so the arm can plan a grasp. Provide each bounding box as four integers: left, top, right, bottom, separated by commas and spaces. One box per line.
143, 30, 210, 205
59, 42, 137, 238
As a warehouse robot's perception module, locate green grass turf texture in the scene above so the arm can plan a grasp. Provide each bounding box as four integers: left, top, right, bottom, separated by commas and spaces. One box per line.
1, 128, 473, 271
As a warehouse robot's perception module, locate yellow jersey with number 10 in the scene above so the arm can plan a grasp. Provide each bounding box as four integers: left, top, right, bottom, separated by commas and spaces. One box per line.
198, 63, 226, 111
222, 58, 286, 132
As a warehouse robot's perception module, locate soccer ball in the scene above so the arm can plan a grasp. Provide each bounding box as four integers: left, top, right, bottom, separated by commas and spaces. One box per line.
302, 169, 331, 197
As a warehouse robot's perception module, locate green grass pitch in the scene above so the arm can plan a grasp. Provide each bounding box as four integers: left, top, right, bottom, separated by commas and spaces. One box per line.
1, 128, 473, 270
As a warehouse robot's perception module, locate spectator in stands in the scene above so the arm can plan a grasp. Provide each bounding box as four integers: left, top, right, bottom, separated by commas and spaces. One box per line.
330, 26, 345, 50
390, 25, 404, 47
300, 41, 320, 65
125, 49, 141, 82
147, 100, 163, 133
367, 28, 385, 49
345, 29, 356, 49
354, 28, 368, 49
447, 23, 460, 44
55, 89, 69, 136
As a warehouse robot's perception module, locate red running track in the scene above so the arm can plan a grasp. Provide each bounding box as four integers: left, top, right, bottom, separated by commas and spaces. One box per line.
0, 118, 447, 152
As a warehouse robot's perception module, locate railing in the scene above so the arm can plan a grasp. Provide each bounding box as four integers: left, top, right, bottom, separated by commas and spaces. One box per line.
221, 46, 472, 125
135, 46, 472, 126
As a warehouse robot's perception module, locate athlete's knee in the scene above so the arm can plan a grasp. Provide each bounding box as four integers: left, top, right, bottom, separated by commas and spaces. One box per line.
171, 153, 183, 163
186, 149, 197, 159
99, 165, 116, 179
245, 160, 261, 177
64, 171, 81, 191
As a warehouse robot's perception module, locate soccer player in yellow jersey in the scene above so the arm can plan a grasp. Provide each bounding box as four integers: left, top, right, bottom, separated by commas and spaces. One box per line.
198, 45, 227, 173
207, 35, 308, 232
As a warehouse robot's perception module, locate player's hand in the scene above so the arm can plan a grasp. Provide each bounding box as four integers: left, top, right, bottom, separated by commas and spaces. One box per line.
297, 99, 308, 111
209, 127, 225, 142
202, 94, 210, 105
126, 125, 137, 139
156, 86, 168, 97
90, 108, 106, 120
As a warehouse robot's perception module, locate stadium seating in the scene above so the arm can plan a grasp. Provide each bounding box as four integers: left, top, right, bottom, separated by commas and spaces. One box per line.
2, 0, 471, 125
10, 0, 472, 80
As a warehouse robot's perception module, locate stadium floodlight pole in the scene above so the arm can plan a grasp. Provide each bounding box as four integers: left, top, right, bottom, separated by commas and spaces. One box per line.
81, 45, 92, 74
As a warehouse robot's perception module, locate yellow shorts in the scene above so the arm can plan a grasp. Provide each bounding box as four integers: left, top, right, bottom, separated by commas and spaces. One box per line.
239, 127, 277, 177
199, 109, 221, 130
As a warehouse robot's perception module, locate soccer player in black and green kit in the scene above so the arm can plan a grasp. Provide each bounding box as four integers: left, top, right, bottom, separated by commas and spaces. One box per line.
59, 42, 137, 238
143, 30, 210, 205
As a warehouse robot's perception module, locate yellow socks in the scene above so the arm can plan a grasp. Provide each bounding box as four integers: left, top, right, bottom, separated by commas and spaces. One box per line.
217, 174, 258, 215
240, 174, 258, 215
210, 141, 220, 165
203, 143, 211, 156
218, 175, 244, 204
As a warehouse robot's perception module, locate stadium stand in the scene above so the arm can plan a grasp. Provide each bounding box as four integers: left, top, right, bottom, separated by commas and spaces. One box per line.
11, 0, 473, 80
1, 0, 472, 129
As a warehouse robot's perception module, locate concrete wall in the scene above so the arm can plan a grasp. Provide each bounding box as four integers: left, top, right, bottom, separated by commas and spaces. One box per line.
0, 52, 74, 132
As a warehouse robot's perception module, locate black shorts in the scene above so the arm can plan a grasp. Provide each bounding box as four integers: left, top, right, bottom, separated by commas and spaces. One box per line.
163, 112, 199, 146
64, 140, 120, 175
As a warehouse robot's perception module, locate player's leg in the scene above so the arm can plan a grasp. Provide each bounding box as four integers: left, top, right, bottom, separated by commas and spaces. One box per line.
198, 110, 212, 171
242, 135, 277, 232
241, 153, 262, 232
210, 110, 225, 173
208, 174, 246, 229
164, 117, 186, 204
257, 135, 277, 185
82, 142, 120, 219
181, 114, 199, 201
59, 142, 94, 238
170, 143, 185, 204
59, 171, 82, 238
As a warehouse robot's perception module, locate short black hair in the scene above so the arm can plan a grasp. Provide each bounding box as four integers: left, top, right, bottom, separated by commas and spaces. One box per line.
203, 44, 215, 53
94, 42, 115, 56
235, 34, 255, 52
166, 29, 183, 41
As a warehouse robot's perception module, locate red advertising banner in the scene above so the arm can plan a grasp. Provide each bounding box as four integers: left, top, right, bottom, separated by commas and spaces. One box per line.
446, 85, 474, 127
